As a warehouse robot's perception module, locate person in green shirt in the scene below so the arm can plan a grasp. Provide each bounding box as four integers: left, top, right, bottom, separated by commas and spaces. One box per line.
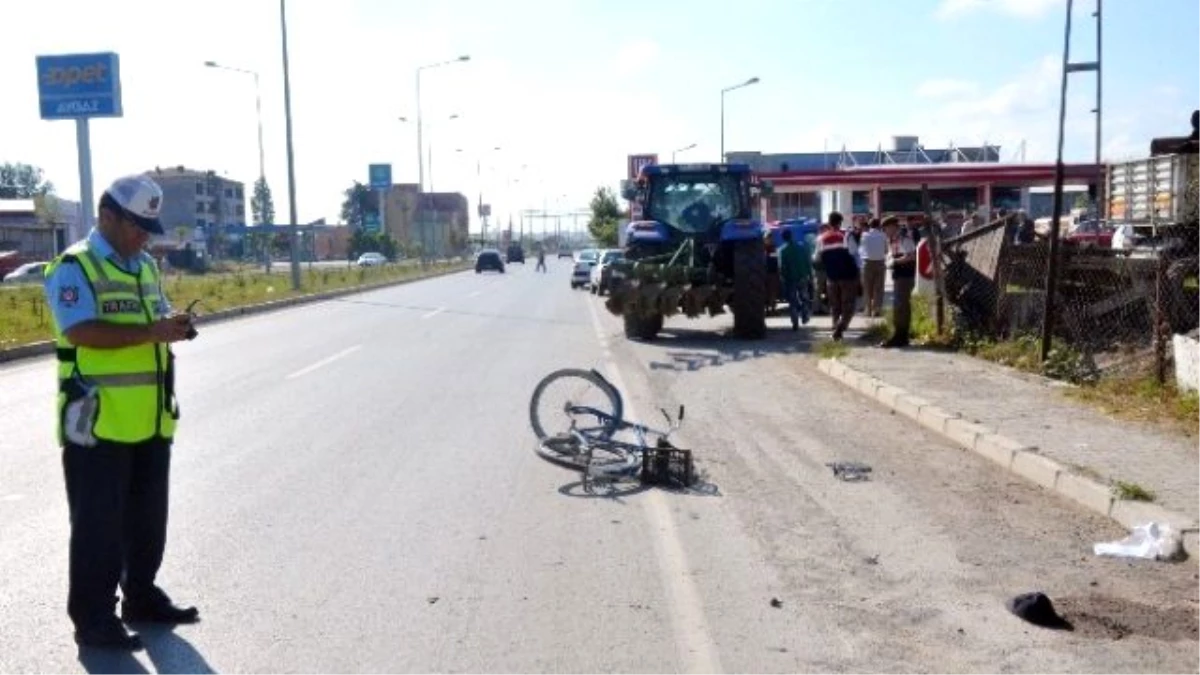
778, 228, 813, 330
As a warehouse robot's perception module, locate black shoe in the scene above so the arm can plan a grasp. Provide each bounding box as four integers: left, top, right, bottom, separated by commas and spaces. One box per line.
75, 619, 143, 650
121, 598, 200, 625
879, 339, 910, 349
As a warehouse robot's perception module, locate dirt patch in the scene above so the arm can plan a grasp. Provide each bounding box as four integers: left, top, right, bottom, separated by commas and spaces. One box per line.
1055, 595, 1200, 642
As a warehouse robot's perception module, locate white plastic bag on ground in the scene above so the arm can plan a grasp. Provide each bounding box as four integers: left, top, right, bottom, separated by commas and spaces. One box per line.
1093, 522, 1185, 561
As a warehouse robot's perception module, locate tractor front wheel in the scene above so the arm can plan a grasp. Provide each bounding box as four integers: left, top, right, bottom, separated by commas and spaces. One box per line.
731, 238, 767, 340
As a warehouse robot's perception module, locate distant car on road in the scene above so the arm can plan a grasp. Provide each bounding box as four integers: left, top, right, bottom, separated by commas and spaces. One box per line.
571, 249, 600, 289
506, 244, 525, 264
356, 252, 387, 267
557, 249, 574, 259
476, 249, 505, 274
589, 249, 625, 295
2, 261, 48, 284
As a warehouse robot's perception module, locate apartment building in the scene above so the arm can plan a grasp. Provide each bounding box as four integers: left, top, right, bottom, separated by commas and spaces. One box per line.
146, 166, 247, 242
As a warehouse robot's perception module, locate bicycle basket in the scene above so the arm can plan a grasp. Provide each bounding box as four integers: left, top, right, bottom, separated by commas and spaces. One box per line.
640, 444, 695, 488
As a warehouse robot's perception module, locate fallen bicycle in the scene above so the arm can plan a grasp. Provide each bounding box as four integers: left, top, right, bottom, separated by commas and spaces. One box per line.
528, 368, 696, 491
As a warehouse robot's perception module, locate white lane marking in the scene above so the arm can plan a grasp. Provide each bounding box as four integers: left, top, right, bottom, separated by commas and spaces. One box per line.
584, 299, 722, 674
286, 345, 362, 380
421, 307, 446, 319
467, 291, 482, 298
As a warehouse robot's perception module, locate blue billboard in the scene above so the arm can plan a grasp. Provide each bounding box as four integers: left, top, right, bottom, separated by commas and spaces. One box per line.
368, 164, 392, 191
36, 52, 123, 120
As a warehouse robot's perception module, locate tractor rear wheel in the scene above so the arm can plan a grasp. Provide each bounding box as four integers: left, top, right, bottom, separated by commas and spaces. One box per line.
731, 237, 767, 339
624, 311, 663, 341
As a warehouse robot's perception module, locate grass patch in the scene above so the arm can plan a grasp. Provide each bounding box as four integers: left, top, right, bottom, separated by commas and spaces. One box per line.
1111, 480, 1157, 502
817, 340, 850, 359
864, 295, 954, 347
1066, 374, 1199, 438
0, 261, 468, 351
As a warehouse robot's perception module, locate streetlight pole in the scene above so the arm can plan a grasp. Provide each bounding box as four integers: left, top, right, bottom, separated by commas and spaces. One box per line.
203, 61, 266, 189
426, 113, 460, 192
204, 60, 268, 268
720, 77, 759, 162
280, 0, 301, 290
416, 55, 469, 192
672, 142, 697, 163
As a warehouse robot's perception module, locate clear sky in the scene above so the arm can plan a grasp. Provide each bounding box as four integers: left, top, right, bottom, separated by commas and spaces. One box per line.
1, 0, 1196, 231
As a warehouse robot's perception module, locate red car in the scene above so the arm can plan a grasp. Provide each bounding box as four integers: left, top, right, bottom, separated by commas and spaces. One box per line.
1064, 221, 1114, 249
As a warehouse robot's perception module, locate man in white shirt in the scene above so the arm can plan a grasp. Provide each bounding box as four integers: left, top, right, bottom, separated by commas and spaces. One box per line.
858, 218, 888, 317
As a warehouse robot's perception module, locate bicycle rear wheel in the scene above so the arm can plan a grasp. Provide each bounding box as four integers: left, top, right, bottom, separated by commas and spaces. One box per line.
529, 368, 623, 442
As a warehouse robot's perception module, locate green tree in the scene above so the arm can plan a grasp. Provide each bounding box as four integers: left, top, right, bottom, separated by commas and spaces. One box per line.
0, 162, 54, 199
378, 233, 399, 261
340, 181, 376, 228
251, 177, 275, 225
588, 186, 622, 247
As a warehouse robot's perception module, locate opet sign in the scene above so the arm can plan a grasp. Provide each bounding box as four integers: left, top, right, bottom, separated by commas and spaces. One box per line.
35, 52, 123, 119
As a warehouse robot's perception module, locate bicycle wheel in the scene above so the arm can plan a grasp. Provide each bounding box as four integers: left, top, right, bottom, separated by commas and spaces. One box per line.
535, 435, 640, 477
529, 368, 623, 442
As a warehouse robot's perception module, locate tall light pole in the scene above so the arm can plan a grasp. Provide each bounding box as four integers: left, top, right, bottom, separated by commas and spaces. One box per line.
205, 60, 268, 269
426, 113, 460, 192
204, 61, 265, 192
720, 77, 759, 162
456, 145, 502, 246
672, 142, 697, 163
280, 0, 301, 290
416, 55, 470, 192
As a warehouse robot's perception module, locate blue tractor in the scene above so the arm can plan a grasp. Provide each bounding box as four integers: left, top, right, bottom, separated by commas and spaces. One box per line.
605, 163, 773, 340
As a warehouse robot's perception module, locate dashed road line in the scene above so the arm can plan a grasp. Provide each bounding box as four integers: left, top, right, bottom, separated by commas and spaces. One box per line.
286, 345, 362, 380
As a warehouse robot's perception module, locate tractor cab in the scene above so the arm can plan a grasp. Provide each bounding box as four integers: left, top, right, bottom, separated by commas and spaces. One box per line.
620, 163, 773, 262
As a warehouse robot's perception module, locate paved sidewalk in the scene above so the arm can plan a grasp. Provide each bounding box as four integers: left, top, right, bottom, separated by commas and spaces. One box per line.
826, 347, 1198, 537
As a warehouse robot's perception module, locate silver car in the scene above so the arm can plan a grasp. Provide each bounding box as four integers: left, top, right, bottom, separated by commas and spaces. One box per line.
571, 249, 599, 289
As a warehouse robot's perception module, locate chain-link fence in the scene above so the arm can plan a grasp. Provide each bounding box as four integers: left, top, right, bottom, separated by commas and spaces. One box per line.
933, 212, 1199, 384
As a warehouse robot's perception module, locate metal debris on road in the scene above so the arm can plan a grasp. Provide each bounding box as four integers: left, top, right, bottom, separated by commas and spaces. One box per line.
827, 461, 873, 482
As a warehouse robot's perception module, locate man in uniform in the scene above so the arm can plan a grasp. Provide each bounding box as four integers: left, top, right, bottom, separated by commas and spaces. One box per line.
43, 174, 200, 650
881, 215, 917, 348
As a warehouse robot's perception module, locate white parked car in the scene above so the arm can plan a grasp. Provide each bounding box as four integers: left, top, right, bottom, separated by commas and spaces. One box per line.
3, 261, 48, 284
589, 249, 625, 295
356, 252, 387, 267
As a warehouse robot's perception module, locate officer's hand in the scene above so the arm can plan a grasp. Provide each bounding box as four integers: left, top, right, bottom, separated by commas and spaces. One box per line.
149, 315, 194, 343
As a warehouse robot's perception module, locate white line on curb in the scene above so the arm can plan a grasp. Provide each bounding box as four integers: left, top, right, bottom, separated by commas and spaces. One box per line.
585, 298, 722, 674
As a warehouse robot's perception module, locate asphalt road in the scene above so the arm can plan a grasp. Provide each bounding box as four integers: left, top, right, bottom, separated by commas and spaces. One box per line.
0, 258, 1195, 673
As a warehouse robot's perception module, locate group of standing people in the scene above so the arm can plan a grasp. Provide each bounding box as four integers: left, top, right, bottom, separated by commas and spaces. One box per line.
775, 211, 916, 346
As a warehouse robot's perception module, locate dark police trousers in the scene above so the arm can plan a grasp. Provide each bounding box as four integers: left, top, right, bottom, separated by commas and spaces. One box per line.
62, 437, 171, 628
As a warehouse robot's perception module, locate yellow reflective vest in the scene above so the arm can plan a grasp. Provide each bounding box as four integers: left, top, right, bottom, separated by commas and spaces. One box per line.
48, 241, 179, 445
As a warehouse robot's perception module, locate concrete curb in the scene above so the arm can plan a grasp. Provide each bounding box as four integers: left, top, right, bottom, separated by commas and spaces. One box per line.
0, 265, 470, 365
816, 358, 1200, 559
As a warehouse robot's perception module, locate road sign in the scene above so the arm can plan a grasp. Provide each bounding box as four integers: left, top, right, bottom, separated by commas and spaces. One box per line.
627, 154, 657, 180
364, 212, 381, 233
368, 164, 392, 191
35, 52, 122, 120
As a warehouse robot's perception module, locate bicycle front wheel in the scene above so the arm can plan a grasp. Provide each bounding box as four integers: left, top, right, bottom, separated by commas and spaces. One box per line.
529, 368, 623, 442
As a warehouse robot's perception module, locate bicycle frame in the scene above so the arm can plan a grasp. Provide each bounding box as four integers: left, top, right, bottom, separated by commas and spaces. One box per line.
564, 403, 679, 453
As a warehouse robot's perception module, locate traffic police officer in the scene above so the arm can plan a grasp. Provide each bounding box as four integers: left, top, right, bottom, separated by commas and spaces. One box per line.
44, 174, 199, 650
